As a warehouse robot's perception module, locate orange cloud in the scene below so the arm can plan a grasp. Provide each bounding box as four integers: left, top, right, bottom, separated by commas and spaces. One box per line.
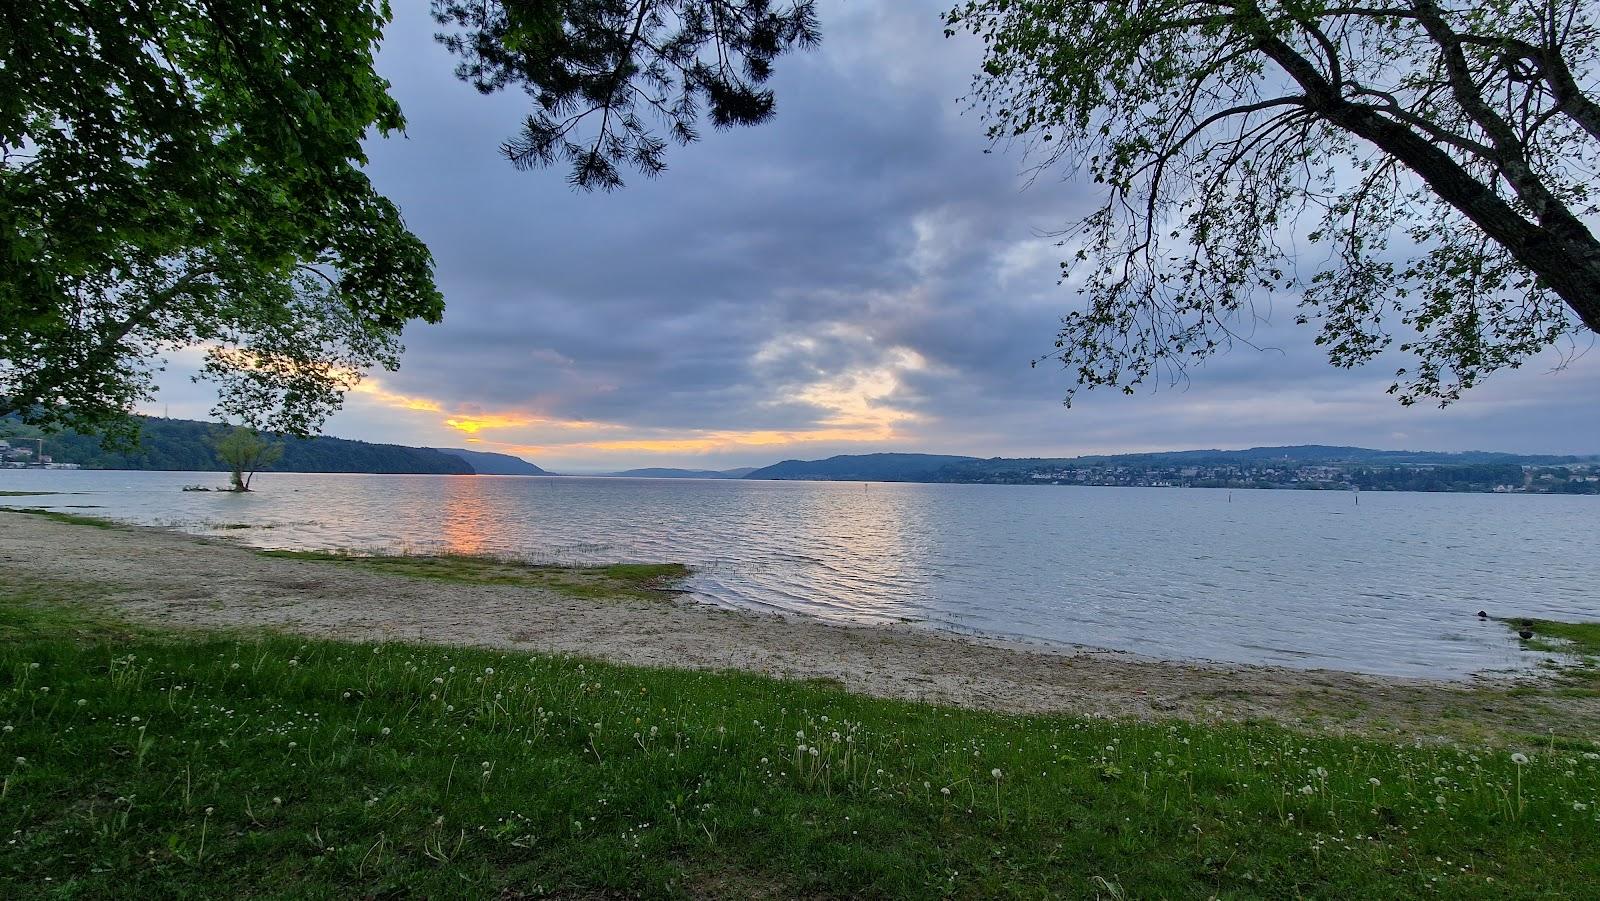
445, 414, 533, 434
485, 422, 905, 459
346, 347, 927, 458
349, 380, 442, 413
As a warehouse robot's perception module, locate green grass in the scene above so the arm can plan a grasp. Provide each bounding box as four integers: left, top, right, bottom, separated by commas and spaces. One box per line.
1497, 618, 1600, 695
1, 580, 1598, 898
0, 492, 59, 497
1500, 617, 1600, 658
257, 550, 690, 601
0, 507, 116, 528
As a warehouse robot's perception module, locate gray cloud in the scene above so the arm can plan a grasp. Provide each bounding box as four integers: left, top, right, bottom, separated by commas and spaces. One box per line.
145, 0, 1600, 467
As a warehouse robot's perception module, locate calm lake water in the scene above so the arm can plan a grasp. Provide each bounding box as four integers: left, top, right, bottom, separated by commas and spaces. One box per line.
3, 469, 1594, 678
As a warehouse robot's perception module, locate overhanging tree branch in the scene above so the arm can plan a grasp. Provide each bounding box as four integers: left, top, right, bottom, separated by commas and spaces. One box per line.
948, 0, 1600, 406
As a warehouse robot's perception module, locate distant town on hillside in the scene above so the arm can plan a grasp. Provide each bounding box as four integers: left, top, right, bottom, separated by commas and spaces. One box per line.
3, 415, 1598, 494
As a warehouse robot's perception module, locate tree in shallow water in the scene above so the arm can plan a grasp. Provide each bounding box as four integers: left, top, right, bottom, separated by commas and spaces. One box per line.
946, 0, 1600, 406
212, 427, 283, 492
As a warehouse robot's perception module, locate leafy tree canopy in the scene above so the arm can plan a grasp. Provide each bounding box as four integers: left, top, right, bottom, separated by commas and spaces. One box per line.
946, 0, 1600, 406
0, 0, 445, 442
1, 1, 822, 445
433, 0, 820, 189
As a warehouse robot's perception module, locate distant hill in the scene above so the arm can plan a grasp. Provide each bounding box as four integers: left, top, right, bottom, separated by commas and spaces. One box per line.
430, 447, 548, 475
739, 446, 1593, 486
14, 415, 1592, 490
744, 453, 977, 482
5, 415, 472, 475
1064, 445, 1586, 466
600, 467, 756, 479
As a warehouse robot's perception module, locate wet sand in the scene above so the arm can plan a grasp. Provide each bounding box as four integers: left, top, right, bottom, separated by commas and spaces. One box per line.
3, 510, 1593, 741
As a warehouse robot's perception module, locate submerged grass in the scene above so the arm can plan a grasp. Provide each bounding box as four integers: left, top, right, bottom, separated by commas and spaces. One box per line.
0, 507, 116, 529
1501, 618, 1600, 658
257, 549, 690, 601
1, 578, 1598, 898
1497, 618, 1600, 697
0, 492, 59, 498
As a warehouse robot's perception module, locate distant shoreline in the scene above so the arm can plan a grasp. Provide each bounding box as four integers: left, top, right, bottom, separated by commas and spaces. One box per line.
8, 415, 1596, 492
6, 465, 1600, 497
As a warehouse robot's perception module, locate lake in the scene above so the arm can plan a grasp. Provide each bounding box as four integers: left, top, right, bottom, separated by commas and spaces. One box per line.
2, 469, 1593, 678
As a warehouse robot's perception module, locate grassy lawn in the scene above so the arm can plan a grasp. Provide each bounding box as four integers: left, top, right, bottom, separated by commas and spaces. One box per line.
1, 579, 1597, 898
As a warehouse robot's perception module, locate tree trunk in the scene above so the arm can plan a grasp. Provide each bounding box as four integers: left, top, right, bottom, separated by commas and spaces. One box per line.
1256, 33, 1600, 333
1336, 107, 1600, 334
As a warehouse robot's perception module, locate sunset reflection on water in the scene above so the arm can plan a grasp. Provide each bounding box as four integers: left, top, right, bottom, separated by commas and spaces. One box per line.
1, 468, 1592, 678
439, 476, 493, 558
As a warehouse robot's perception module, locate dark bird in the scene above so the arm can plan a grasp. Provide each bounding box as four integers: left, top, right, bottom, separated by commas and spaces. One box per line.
1477, 610, 1488, 619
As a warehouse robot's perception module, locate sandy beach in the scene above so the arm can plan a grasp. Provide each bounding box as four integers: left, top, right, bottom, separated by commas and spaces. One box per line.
3, 509, 1593, 740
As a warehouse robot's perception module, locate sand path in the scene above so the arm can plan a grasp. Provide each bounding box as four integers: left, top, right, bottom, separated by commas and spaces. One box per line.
3, 510, 1592, 741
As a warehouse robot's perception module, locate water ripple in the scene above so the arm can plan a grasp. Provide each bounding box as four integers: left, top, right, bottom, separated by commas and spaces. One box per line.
2, 470, 1593, 677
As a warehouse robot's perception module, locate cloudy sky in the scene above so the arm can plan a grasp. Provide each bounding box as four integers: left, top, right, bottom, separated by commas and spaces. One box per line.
151, 0, 1600, 470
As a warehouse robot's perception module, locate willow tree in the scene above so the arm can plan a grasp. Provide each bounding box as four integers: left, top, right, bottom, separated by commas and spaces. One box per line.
946, 0, 1600, 405
213, 426, 284, 492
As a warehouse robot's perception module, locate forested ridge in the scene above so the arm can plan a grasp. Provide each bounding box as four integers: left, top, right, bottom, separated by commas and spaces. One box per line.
1, 416, 473, 475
